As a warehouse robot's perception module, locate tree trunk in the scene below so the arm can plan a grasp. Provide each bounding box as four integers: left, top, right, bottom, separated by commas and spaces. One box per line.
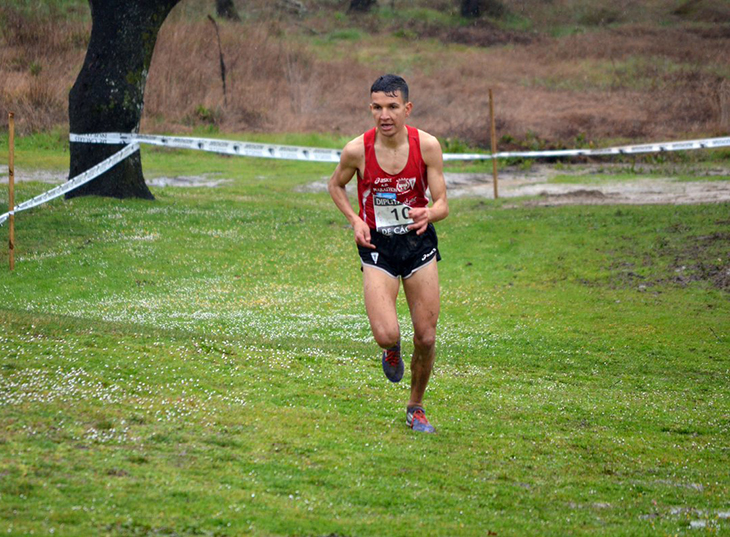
68, 0, 181, 200
216, 0, 241, 21
461, 0, 506, 18
349, 0, 376, 13
461, 0, 482, 18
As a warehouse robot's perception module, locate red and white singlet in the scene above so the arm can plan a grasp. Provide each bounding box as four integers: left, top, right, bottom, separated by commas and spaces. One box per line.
357, 125, 429, 235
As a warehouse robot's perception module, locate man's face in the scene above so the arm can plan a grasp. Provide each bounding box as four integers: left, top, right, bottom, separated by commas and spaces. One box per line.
370, 91, 412, 138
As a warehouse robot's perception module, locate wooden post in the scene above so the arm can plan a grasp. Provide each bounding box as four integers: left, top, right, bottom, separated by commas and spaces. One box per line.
721, 79, 730, 131
8, 112, 15, 271
489, 89, 499, 200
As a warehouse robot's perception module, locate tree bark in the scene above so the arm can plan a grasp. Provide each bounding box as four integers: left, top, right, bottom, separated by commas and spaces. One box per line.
461, 0, 506, 18
216, 0, 241, 21
461, 0, 482, 18
68, 0, 181, 199
349, 0, 376, 13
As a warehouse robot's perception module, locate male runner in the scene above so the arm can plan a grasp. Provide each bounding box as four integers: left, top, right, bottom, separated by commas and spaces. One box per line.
328, 74, 448, 433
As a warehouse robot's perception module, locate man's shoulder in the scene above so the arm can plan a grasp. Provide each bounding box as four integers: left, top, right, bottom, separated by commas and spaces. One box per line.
415, 129, 443, 162
339, 134, 365, 167
415, 128, 440, 149
344, 134, 365, 152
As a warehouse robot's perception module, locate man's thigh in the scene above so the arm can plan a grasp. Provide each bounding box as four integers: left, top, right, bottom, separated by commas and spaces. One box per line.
403, 260, 440, 335
362, 265, 401, 336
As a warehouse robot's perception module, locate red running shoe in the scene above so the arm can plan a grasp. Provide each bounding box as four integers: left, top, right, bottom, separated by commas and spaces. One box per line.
381, 341, 404, 383
406, 406, 435, 433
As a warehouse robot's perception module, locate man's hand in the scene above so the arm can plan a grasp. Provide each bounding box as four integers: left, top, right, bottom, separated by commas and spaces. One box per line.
408, 207, 430, 235
353, 218, 376, 249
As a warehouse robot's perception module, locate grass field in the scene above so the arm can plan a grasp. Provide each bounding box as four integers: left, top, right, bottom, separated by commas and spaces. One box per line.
1, 139, 729, 536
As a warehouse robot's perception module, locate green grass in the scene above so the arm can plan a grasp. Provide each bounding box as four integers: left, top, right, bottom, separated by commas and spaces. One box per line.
525, 56, 730, 93
0, 129, 71, 174
1, 140, 729, 536
0, 0, 88, 19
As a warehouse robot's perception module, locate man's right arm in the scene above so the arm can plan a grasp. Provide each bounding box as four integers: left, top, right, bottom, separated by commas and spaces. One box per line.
328, 138, 375, 249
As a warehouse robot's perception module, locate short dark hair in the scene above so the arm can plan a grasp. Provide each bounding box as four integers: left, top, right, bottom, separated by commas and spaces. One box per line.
370, 74, 409, 103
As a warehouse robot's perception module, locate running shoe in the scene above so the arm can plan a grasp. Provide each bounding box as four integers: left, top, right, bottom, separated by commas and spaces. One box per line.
381, 341, 404, 383
406, 405, 435, 433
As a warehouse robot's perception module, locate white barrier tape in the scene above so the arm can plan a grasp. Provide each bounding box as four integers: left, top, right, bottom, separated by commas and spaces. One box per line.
71, 132, 343, 162
0, 143, 139, 227
443, 137, 730, 160
70, 132, 730, 161
4, 133, 726, 228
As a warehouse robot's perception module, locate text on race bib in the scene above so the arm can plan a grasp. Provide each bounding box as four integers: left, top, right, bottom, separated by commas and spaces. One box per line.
374, 195, 413, 235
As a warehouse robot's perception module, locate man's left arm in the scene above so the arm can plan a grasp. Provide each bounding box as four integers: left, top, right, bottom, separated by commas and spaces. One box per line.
409, 132, 449, 235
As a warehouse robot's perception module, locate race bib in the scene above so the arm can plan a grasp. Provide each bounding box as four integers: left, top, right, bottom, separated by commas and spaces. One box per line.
374, 194, 413, 235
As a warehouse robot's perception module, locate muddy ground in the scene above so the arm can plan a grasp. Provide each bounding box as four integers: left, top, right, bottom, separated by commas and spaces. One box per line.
3, 162, 728, 291
442, 164, 730, 207
296, 163, 730, 207
3, 163, 730, 207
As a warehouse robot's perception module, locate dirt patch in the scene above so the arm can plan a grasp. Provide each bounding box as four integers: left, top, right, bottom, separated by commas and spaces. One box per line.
442, 20, 535, 47
442, 164, 730, 206
301, 163, 730, 206
146, 175, 233, 188
0, 167, 67, 185
603, 218, 730, 293
300, 163, 730, 292
6, 163, 730, 204
0, 166, 232, 188
506, 179, 730, 207
670, 231, 730, 291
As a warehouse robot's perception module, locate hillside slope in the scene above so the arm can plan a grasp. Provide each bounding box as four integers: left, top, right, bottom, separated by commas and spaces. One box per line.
1, 0, 729, 146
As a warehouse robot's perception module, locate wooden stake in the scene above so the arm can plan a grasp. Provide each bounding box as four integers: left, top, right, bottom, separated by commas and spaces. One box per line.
489, 89, 499, 200
8, 112, 15, 271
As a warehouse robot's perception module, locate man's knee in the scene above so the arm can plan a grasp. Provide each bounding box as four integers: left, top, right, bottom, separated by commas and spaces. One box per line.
373, 325, 400, 349
413, 329, 436, 351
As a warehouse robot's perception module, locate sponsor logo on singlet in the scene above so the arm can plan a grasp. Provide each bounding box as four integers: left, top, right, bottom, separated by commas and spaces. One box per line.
396, 178, 416, 193
373, 177, 417, 193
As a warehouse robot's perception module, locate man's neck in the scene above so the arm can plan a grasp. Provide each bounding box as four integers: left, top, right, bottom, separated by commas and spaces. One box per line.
376, 125, 408, 150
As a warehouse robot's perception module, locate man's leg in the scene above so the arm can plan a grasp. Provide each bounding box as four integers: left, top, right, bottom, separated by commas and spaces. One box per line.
362, 266, 401, 350
363, 266, 404, 382
402, 260, 440, 408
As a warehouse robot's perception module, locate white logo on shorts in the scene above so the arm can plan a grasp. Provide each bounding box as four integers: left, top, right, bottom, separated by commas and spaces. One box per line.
371, 252, 379, 264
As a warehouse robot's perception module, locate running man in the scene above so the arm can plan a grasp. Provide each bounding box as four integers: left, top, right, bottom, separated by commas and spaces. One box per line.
328, 74, 449, 433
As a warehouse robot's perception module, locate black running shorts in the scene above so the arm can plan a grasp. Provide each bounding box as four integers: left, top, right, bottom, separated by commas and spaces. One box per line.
357, 224, 441, 279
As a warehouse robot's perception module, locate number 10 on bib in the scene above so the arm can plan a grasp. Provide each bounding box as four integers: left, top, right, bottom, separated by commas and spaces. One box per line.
374, 195, 413, 235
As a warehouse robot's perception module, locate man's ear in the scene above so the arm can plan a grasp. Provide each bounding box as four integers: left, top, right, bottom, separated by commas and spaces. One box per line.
405, 101, 413, 116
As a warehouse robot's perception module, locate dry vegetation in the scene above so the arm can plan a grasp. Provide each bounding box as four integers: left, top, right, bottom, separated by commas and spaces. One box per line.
1, 0, 729, 147
0, 7, 88, 134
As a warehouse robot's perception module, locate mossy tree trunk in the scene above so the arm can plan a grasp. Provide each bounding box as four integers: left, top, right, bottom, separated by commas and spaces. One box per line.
461, 0, 506, 18
68, 0, 181, 199
349, 0, 376, 13
216, 0, 241, 21
461, 0, 482, 17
